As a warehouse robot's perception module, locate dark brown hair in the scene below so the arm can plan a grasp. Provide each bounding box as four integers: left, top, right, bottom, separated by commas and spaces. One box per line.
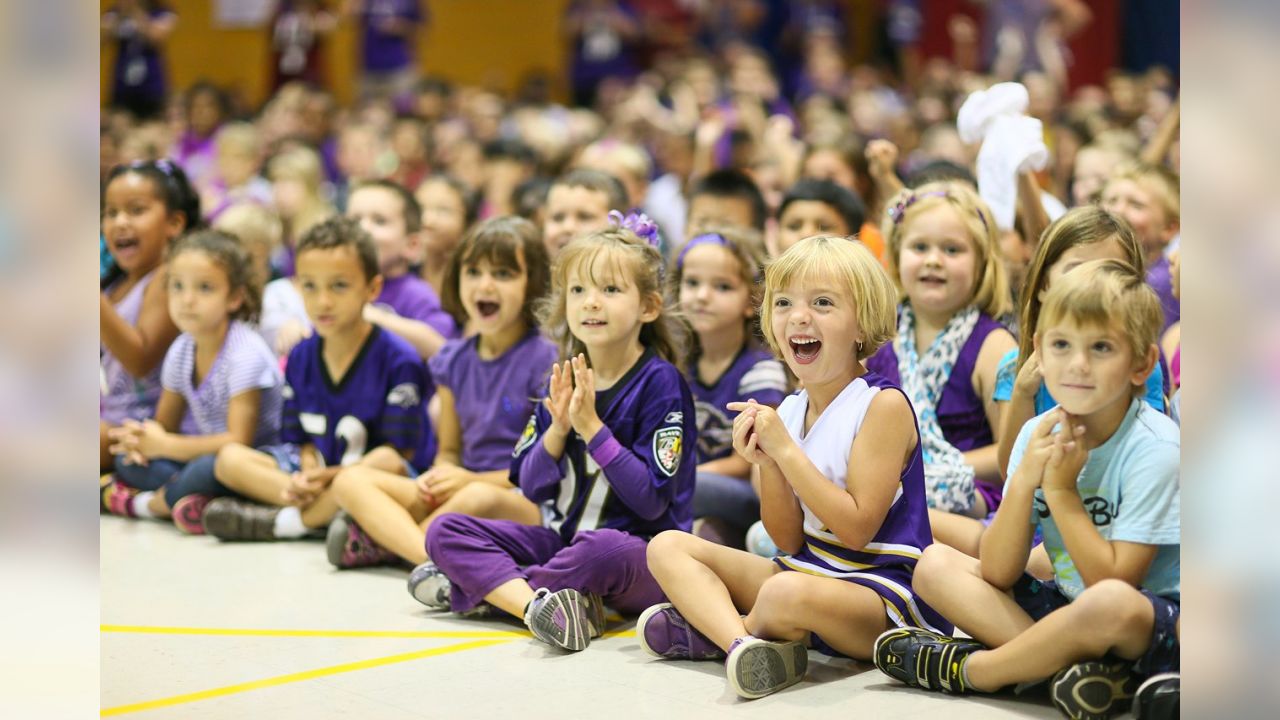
296, 216, 379, 281
440, 216, 549, 328
166, 229, 261, 323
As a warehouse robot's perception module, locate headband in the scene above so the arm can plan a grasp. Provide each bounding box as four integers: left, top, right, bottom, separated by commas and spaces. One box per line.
675, 232, 730, 266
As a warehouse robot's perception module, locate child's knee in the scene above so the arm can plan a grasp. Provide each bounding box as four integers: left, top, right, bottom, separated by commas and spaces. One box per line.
646, 529, 693, 568
1072, 579, 1150, 633
751, 572, 807, 624
914, 543, 969, 599
213, 443, 253, 482
331, 465, 372, 502
445, 482, 494, 514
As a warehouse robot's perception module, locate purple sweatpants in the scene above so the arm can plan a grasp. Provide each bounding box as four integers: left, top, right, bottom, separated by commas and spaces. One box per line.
425, 514, 665, 615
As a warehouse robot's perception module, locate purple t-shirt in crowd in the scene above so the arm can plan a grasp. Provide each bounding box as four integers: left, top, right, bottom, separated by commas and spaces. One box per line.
375, 272, 461, 340
281, 326, 430, 467
427, 330, 558, 472
687, 345, 789, 463
105, 4, 175, 111
360, 0, 424, 73
1147, 255, 1180, 332
162, 321, 283, 447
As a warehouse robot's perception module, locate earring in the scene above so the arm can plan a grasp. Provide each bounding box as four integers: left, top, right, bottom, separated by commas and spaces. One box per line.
857, 340, 864, 354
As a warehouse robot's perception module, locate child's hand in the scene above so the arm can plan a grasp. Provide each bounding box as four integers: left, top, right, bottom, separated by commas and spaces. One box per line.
106, 423, 147, 466
568, 354, 603, 440
727, 400, 778, 470
131, 419, 170, 459
544, 361, 574, 436
283, 468, 328, 506
274, 319, 312, 356
1013, 351, 1044, 399
1012, 409, 1065, 491
417, 463, 474, 505
731, 400, 793, 461
1042, 413, 1088, 493
865, 139, 900, 180
695, 115, 726, 149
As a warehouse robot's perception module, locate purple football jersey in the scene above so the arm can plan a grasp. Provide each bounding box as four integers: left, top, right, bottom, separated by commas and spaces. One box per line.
511, 348, 697, 543
281, 326, 429, 466
687, 344, 789, 463
428, 330, 557, 472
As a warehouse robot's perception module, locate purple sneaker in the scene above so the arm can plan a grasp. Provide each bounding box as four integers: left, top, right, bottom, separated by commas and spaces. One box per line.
637, 603, 725, 660
524, 587, 599, 652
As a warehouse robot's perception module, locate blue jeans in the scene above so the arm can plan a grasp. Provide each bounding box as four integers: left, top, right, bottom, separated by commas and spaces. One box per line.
113, 454, 233, 508
692, 471, 759, 536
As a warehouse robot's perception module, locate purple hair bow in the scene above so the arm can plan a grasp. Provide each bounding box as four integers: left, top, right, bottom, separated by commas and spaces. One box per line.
609, 210, 661, 249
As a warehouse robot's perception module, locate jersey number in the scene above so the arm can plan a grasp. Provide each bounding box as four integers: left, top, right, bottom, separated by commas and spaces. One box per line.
334, 416, 368, 466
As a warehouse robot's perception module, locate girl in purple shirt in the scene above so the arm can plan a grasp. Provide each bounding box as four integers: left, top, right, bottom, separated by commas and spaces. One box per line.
676, 226, 788, 548
329, 217, 554, 569
864, 183, 1015, 550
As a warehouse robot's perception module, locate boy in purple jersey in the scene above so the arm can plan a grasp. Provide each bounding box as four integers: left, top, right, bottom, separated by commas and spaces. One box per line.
675, 226, 789, 548
328, 217, 556, 569
205, 217, 429, 541
349, 180, 461, 359
412, 223, 697, 654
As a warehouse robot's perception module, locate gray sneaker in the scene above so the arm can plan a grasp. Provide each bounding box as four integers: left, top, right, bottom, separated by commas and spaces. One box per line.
407, 562, 452, 610
725, 636, 808, 700
203, 498, 280, 541
524, 587, 601, 651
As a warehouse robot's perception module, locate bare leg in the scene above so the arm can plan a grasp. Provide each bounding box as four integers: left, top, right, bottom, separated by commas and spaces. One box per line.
300, 488, 340, 528
213, 444, 292, 505
928, 509, 986, 557
333, 465, 432, 564
912, 543, 1036, 647
421, 484, 540, 547
964, 579, 1157, 691
484, 577, 537, 619
746, 572, 890, 659
147, 493, 172, 519
361, 445, 411, 476
646, 530, 780, 651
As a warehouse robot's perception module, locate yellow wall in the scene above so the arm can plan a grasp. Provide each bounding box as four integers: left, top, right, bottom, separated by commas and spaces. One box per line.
102, 0, 571, 110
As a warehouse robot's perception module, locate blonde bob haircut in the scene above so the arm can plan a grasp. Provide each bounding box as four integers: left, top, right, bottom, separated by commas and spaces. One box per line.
761, 235, 897, 362
882, 181, 1011, 319
1038, 258, 1163, 396
538, 227, 687, 368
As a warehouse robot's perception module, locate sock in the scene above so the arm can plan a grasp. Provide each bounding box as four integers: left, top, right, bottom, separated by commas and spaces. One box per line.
131, 492, 156, 519
272, 506, 307, 538
959, 655, 974, 692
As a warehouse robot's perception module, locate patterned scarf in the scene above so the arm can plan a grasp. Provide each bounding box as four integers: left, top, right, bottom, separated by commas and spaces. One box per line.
893, 303, 980, 513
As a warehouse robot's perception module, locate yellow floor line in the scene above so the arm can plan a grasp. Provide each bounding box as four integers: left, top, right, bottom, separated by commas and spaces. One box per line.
102, 624, 530, 639
102, 624, 636, 640
100, 639, 512, 717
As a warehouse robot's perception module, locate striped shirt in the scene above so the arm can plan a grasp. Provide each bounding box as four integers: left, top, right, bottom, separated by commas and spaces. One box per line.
162, 320, 284, 447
